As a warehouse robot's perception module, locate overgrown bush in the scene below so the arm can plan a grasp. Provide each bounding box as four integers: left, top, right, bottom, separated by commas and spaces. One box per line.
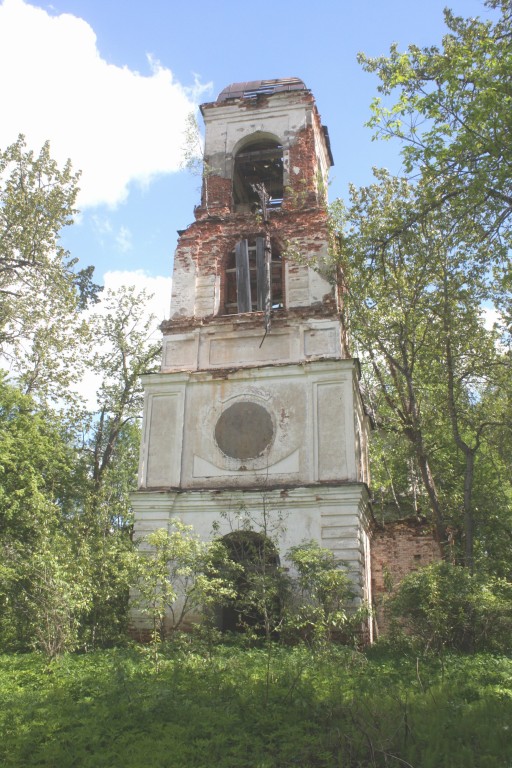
133, 528, 370, 649
216, 529, 288, 641
284, 540, 369, 645
387, 561, 512, 652
133, 521, 237, 645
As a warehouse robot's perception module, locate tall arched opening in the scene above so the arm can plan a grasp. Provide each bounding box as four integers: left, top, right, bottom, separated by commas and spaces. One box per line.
218, 530, 281, 633
233, 139, 284, 210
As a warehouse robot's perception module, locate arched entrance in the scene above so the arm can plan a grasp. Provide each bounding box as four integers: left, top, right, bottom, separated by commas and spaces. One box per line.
218, 530, 281, 633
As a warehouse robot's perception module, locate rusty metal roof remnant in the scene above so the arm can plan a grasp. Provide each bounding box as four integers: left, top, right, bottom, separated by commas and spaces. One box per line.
216, 78, 307, 103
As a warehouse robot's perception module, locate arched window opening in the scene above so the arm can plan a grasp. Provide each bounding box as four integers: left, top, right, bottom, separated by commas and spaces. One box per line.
224, 237, 284, 315
233, 140, 284, 210
217, 530, 281, 633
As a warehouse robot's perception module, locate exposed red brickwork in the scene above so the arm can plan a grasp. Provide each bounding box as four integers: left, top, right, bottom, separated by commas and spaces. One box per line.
370, 518, 442, 635
284, 124, 322, 210
196, 175, 232, 217
196, 97, 326, 218
175, 91, 338, 327
169, 204, 337, 324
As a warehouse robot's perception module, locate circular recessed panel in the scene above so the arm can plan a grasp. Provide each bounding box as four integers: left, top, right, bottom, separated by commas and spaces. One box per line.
215, 402, 274, 460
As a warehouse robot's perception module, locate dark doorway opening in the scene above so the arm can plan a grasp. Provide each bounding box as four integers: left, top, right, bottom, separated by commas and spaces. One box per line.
218, 530, 281, 633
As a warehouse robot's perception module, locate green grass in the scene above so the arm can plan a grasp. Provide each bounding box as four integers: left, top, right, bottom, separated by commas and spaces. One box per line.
0, 643, 511, 767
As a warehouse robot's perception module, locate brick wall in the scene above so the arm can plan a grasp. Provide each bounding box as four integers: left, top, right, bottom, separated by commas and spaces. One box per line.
284, 125, 322, 210
370, 518, 442, 635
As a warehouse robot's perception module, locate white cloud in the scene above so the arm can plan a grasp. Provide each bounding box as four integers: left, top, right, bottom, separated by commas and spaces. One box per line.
102, 269, 172, 321
482, 305, 500, 331
0, 0, 210, 208
115, 227, 133, 253
91, 215, 113, 236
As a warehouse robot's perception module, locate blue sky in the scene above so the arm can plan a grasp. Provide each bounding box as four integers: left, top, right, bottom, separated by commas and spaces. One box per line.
0, 0, 490, 319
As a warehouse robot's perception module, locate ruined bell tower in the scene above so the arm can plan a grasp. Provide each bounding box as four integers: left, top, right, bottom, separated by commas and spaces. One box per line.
131, 78, 372, 630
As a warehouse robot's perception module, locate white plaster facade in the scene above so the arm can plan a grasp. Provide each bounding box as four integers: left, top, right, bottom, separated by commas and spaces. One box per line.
161, 318, 345, 372
130, 484, 371, 636
138, 360, 368, 490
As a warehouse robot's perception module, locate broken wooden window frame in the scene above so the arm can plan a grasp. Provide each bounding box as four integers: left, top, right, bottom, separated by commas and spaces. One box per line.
224, 237, 284, 315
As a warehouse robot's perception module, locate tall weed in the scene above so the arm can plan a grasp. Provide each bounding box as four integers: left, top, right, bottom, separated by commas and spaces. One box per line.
0, 646, 510, 767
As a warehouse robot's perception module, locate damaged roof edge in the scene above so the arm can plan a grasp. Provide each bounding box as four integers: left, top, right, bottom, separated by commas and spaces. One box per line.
201, 77, 334, 166
215, 77, 307, 103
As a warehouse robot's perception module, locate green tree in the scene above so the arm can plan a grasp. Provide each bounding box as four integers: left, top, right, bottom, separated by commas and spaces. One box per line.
348, 1, 512, 572
387, 561, 512, 652
332, 171, 511, 567
134, 522, 237, 647
86, 285, 161, 501
0, 375, 74, 549
70, 419, 142, 649
0, 142, 165, 652
72, 286, 162, 647
0, 374, 90, 653
285, 540, 362, 644
0, 136, 99, 404
0, 284, 164, 653
358, 1, 512, 251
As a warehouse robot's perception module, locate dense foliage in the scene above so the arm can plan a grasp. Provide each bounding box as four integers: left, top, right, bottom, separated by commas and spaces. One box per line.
0, 347, 154, 655
0, 645, 511, 768
0, 136, 100, 404
0, 138, 162, 654
331, 1, 512, 573
332, 171, 512, 570
387, 562, 512, 652
359, 0, 512, 251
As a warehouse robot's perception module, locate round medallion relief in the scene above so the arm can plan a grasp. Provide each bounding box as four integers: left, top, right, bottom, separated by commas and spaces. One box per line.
215, 402, 274, 460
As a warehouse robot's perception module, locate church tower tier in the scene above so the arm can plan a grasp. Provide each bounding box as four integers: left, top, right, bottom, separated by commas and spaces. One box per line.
131, 78, 372, 637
